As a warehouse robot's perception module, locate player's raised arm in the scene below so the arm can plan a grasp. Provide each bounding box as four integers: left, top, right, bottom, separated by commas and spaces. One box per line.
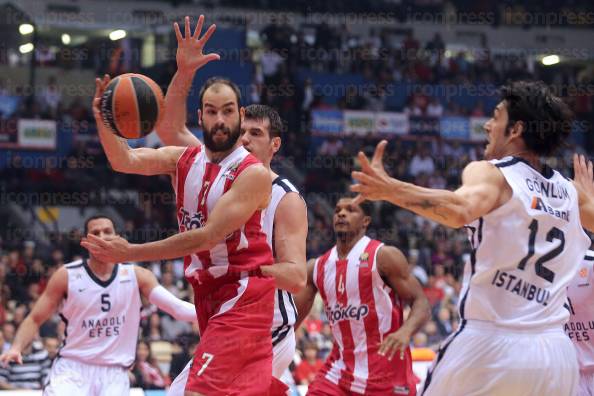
156, 15, 219, 147
93, 75, 185, 176
573, 154, 594, 233
376, 246, 430, 360
293, 259, 318, 329
82, 163, 271, 262
260, 193, 308, 294
351, 140, 508, 228
134, 266, 197, 323
0, 268, 67, 366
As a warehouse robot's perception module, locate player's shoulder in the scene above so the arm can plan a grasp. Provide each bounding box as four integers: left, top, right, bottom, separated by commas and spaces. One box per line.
376, 244, 407, 273
63, 259, 84, 269
272, 176, 300, 194
462, 160, 506, 185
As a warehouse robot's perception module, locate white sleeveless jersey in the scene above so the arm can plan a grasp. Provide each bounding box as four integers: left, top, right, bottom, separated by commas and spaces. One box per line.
262, 176, 301, 347
460, 157, 590, 329
58, 260, 141, 367
566, 250, 594, 371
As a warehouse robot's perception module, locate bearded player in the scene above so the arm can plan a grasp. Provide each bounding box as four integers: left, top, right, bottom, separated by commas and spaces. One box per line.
83, 16, 284, 396
155, 17, 307, 395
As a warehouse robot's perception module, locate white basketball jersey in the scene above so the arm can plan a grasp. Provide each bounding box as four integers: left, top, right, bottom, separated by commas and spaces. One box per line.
262, 176, 301, 346
566, 250, 594, 371
460, 157, 590, 329
58, 260, 141, 367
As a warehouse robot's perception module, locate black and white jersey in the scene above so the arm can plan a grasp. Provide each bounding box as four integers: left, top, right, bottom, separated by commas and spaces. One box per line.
566, 250, 594, 371
262, 176, 303, 346
58, 260, 141, 367
460, 156, 590, 329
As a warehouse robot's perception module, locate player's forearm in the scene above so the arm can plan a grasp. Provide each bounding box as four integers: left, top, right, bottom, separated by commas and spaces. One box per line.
293, 289, 317, 329
130, 228, 214, 262
148, 285, 197, 323
157, 70, 200, 147
386, 180, 471, 228
97, 124, 136, 173
261, 262, 307, 294
11, 317, 40, 353
399, 295, 431, 338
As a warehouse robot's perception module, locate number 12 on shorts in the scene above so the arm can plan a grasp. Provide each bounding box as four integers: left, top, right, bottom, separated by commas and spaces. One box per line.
197, 353, 214, 376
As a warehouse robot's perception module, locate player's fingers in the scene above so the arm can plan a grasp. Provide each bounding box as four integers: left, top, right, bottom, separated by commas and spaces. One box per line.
372, 140, 388, 168
94, 78, 101, 97
184, 16, 191, 39
351, 171, 376, 186
357, 152, 375, 175
388, 342, 400, 360
16, 355, 22, 365
86, 234, 105, 245
587, 158, 593, 180
202, 53, 221, 65
192, 14, 204, 39
351, 194, 365, 206
174, 22, 183, 43
199, 24, 217, 46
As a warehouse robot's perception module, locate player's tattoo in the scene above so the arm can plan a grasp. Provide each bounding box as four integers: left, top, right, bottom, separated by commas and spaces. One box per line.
404, 200, 447, 220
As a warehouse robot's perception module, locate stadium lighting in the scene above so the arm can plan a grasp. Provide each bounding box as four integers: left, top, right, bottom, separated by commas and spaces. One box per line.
542, 55, 560, 66
19, 24, 34, 35
109, 29, 126, 41
19, 43, 34, 54
61, 34, 71, 45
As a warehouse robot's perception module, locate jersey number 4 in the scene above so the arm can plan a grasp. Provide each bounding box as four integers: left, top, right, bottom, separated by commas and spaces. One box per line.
516, 219, 565, 283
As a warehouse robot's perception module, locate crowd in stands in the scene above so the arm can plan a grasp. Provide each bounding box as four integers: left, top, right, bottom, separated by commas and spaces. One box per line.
1, 13, 593, 393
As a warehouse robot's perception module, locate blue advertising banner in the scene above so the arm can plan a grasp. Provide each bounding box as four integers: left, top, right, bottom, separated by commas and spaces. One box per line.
439, 116, 470, 139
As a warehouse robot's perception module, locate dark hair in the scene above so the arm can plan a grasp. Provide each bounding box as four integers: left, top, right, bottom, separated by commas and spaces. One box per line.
198, 77, 242, 110
84, 215, 116, 235
336, 195, 374, 217
244, 104, 284, 139
500, 80, 573, 156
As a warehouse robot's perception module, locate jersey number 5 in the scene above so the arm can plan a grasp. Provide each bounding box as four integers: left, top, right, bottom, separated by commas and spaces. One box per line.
101, 293, 111, 312
516, 219, 565, 283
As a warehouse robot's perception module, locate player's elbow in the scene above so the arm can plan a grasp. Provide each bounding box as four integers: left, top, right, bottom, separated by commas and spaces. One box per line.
289, 270, 307, 294
448, 208, 472, 229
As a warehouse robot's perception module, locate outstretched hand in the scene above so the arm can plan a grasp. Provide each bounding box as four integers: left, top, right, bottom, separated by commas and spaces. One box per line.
174, 15, 220, 74
0, 349, 22, 367
81, 234, 133, 263
350, 140, 393, 203
574, 153, 594, 196
92, 74, 113, 133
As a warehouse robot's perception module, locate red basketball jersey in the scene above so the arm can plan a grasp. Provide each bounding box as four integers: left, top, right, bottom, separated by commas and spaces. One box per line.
313, 236, 416, 395
175, 145, 273, 290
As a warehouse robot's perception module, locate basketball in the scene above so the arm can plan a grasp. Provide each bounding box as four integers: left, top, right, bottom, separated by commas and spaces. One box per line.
100, 73, 164, 139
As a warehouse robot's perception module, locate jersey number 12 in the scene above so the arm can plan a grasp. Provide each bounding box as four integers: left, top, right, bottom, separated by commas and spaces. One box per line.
516, 219, 565, 283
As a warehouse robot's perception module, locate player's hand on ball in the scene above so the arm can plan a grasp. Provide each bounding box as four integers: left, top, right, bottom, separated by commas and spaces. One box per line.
378, 328, 411, 361
351, 140, 393, 202
92, 74, 114, 133
174, 15, 220, 74
81, 234, 133, 263
0, 349, 22, 366
573, 153, 594, 196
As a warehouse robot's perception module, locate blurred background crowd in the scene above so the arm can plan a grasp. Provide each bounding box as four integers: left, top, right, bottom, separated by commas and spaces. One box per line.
1, 0, 593, 392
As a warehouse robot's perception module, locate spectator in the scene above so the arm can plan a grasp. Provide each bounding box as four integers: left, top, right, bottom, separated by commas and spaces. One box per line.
43, 337, 60, 362
40, 76, 61, 118
131, 341, 166, 390
169, 333, 198, 380
0, 340, 50, 390
426, 98, 444, 118
293, 342, 323, 385
409, 146, 436, 177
